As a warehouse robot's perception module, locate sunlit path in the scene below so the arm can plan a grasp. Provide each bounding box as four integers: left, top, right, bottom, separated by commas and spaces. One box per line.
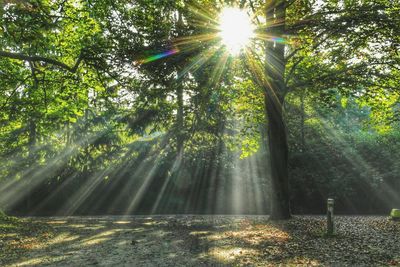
1, 215, 399, 266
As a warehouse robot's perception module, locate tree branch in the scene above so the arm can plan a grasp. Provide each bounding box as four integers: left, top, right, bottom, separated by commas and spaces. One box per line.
288, 61, 394, 91
0, 76, 30, 110
0, 50, 84, 73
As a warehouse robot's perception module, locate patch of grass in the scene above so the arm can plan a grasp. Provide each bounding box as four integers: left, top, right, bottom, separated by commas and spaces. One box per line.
0, 211, 18, 220
0, 211, 21, 231
0, 223, 18, 229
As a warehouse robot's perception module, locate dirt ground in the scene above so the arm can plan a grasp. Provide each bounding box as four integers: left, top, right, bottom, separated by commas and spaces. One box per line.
0, 215, 399, 266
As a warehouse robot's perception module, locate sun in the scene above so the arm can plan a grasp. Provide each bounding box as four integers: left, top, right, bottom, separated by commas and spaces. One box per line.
218, 7, 254, 55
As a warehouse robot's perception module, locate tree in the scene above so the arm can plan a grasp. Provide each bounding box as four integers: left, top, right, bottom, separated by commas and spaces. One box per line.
243, 0, 400, 219
0, 0, 399, 216
264, 0, 291, 219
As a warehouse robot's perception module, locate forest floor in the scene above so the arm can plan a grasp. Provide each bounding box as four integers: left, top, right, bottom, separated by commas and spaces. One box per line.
0, 215, 399, 266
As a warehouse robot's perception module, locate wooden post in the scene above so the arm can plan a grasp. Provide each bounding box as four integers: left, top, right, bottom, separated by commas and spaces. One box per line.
327, 198, 334, 235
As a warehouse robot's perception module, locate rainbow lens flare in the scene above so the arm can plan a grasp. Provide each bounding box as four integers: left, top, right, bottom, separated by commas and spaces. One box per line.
138, 48, 180, 64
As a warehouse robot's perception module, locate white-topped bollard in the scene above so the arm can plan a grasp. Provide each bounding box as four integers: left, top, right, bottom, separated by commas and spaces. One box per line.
327, 198, 334, 236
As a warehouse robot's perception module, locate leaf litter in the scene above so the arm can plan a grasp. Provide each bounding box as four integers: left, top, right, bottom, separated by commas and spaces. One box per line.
0, 215, 399, 266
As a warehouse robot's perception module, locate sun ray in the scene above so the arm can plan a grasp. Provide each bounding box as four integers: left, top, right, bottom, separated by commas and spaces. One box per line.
177, 45, 222, 79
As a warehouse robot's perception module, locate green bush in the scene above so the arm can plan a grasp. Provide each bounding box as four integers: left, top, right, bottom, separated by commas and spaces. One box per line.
390, 209, 400, 220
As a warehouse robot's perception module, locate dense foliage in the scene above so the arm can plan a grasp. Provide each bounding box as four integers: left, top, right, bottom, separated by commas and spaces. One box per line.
0, 0, 399, 215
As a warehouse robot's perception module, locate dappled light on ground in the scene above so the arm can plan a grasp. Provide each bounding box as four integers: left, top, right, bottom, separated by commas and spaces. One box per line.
206, 224, 290, 244
1, 215, 399, 266
207, 246, 259, 264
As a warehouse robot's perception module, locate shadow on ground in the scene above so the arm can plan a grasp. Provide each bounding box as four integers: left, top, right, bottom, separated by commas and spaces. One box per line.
1, 215, 399, 266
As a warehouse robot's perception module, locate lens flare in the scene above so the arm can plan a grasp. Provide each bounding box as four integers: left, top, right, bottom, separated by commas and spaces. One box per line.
218, 7, 254, 55
271, 37, 285, 43
138, 48, 180, 64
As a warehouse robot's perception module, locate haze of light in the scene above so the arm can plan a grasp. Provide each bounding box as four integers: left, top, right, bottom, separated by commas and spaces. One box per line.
218, 7, 254, 55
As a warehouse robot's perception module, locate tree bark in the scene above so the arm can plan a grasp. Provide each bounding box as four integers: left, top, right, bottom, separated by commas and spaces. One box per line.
176, 11, 185, 163
264, 0, 291, 220
176, 83, 184, 160
265, 94, 291, 219
26, 63, 39, 212
300, 90, 306, 149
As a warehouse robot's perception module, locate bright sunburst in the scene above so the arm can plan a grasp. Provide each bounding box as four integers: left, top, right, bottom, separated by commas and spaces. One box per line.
218, 7, 254, 55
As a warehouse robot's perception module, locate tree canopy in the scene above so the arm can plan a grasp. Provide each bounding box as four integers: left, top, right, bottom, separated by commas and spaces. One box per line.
0, 0, 399, 217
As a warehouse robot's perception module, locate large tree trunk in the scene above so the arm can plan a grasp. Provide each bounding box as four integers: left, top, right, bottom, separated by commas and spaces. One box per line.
176, 10, 185, 164
265, 95, 291, 219
28, 62, 38, 158
176, 82, 184, 161
300, 91, 306, 149
26, 63, 39, 212
264, 0, 291, 219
